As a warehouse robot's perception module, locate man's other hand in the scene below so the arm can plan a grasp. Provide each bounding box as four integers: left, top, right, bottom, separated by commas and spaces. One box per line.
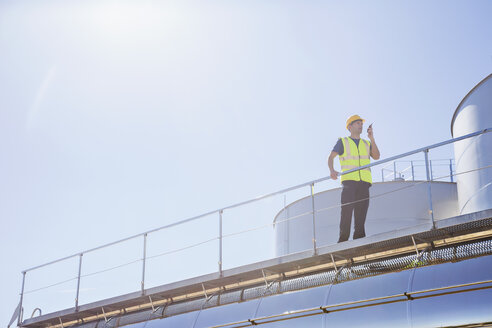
330, 170, 339, 180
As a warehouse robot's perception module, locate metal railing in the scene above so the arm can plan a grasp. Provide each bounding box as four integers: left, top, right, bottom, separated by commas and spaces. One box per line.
381, 159, 455, 182
13, 127, 492, 326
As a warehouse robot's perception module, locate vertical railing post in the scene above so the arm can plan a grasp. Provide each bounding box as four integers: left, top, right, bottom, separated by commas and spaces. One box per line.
411, 160, 415, 181
424, 150, 436, 228
141, 233, 147, 294
17, 271, 26, 326
75, 254, 83, 311
381, 168, 384, 182
310, 183, 317, 255
450, 159, 454, 182
283, 195, 289, 254
430, 160, 434, 181
393, 161, 397, 181
219, 210, 223, 276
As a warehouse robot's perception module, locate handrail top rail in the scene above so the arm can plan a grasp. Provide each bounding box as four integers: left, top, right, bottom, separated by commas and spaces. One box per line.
22, 127, 492, 273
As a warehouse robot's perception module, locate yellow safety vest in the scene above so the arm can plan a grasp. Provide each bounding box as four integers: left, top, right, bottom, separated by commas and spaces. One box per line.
339, 137, 372, 184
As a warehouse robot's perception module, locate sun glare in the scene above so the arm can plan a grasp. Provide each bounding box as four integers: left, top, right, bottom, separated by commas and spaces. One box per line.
88, 1, 183, 39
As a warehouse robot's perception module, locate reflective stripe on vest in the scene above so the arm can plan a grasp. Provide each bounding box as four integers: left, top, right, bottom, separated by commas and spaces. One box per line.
339, 137, 372, 183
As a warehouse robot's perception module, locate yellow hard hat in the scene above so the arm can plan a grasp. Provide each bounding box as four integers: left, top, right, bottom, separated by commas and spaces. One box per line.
346, 114, 365, 130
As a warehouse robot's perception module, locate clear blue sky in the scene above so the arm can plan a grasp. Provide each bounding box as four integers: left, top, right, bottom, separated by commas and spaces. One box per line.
1, 0, 491, 325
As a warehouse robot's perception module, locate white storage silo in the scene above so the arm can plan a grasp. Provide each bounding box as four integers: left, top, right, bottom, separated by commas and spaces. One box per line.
274, 181, 458, 256
451, 74, 492, 215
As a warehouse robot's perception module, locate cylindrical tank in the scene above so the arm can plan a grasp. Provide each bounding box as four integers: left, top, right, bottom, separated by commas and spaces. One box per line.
274, 181, 458, 256
451, 74, 492, 215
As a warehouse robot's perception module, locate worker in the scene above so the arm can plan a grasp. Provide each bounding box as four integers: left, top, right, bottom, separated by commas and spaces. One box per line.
327, 115, 380, 242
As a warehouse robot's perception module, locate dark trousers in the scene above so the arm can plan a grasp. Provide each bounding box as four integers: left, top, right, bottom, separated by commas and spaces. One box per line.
338, 181, 370, 242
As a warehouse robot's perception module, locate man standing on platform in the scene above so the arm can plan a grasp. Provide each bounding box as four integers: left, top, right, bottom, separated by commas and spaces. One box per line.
328, 115, 380, 242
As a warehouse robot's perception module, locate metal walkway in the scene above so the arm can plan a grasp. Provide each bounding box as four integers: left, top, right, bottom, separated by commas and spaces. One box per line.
21, 208, 492, 328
